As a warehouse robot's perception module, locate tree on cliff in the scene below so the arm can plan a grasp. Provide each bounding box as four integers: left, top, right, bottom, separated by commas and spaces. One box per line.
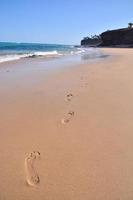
128, 23, 133, 29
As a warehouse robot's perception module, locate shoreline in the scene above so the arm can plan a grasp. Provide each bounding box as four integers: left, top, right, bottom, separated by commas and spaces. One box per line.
1, 48, 133, 199
0, 47, 110, 66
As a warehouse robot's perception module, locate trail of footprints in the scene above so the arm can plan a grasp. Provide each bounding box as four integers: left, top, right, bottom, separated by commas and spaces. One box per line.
62, 74, 88, 124
25, 93, 74, 187
61, 93, 75, 124
24, 76, 88, 186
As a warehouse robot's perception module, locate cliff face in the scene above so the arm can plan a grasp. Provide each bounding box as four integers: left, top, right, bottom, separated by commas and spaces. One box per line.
100, 28, 133, 46
81, 27, 133, 47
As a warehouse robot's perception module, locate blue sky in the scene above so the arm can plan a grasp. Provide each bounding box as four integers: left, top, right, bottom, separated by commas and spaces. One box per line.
0, 0, 132, 44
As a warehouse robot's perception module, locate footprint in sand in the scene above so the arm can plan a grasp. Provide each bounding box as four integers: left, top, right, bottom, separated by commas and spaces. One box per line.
25, 151, 40, 186
61, 111, 75, 124
66, 93, 73, 102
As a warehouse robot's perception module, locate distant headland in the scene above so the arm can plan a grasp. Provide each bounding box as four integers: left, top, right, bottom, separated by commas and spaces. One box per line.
81, 23, 133, 47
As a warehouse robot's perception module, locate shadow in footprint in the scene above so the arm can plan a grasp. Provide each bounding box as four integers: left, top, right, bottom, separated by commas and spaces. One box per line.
66, 93, 73, 102
25, 151, 41, 187
61, 111, 75, 124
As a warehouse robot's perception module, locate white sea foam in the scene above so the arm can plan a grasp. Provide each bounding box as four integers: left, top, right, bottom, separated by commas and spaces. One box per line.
0, 54, 32, 63
0, 48, 106, 64
34, 50, 61, 56
0, 51, 62, 63
75, 49, 86, 54
70, 48, 87, 55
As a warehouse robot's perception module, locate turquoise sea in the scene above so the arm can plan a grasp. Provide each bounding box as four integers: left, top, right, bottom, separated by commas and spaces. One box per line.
0, 42, 107, 63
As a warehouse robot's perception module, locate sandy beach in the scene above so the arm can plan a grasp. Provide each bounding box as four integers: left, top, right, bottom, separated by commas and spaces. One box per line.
1, 48, 133, 199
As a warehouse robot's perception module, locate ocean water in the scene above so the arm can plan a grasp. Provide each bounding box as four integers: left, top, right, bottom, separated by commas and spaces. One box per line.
0, 42, 107, 63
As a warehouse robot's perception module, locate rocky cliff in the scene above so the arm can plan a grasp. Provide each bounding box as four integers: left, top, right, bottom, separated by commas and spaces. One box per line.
81, 26, 133, 47
100, 28, 133, 47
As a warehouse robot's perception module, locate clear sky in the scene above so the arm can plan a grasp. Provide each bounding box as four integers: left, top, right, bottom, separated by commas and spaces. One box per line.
0, 0, 132, 44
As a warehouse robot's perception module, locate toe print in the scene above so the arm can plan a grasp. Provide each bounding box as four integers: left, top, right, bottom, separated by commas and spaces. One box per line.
25, 151, 40, 186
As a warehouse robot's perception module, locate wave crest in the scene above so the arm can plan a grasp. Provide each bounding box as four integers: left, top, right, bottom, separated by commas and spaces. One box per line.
0, 51, 62, 63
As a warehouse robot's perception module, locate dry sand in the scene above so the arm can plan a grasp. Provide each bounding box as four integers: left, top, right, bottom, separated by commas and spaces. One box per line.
0, 48, 133, 199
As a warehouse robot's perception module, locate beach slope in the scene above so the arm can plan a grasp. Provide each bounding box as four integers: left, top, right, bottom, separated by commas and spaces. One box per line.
0, 48, 133, 199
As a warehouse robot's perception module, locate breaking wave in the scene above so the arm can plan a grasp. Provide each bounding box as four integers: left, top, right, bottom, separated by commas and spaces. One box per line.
0, 51, 62, 63
0, 42, 108, 64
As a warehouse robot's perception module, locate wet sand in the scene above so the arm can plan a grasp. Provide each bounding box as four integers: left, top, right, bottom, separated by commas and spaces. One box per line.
0, 48, 133, 199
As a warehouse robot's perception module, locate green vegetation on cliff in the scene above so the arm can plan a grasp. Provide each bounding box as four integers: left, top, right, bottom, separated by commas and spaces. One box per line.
81, 23, 133, 47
